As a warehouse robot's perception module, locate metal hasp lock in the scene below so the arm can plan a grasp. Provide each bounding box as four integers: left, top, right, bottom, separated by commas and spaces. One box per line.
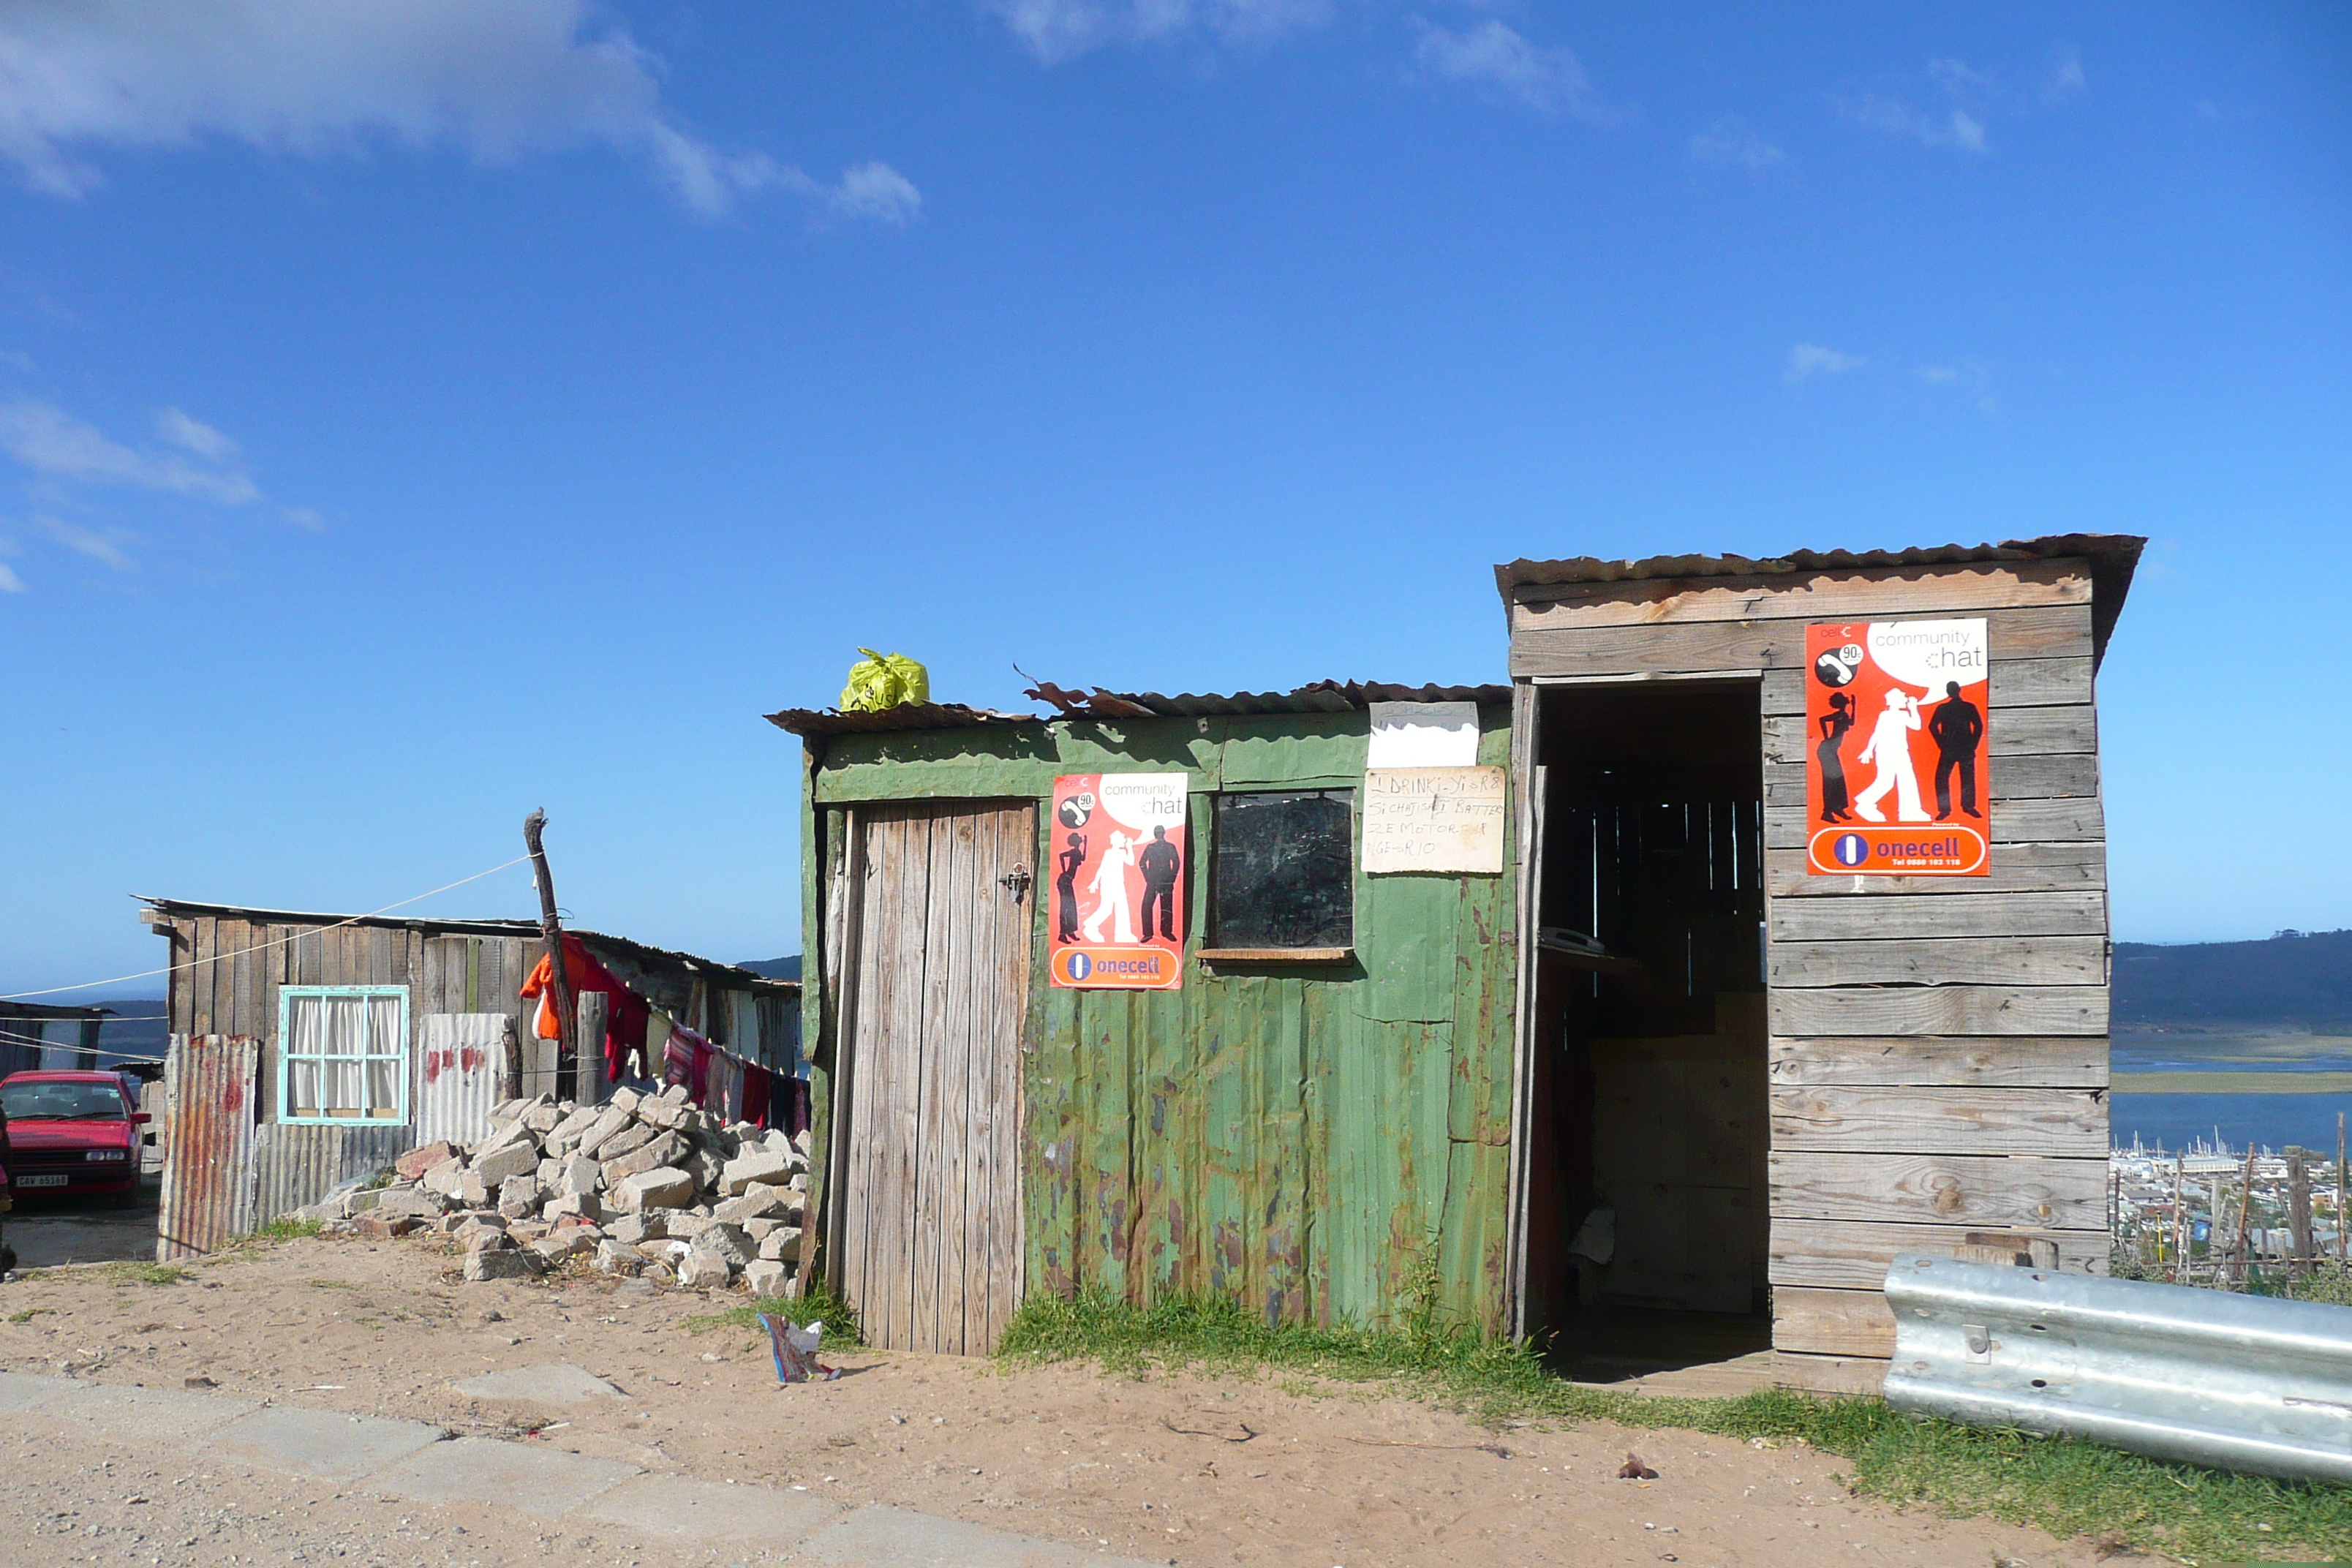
1882, 1252, 2352, 1483
999, 866, 1032, 903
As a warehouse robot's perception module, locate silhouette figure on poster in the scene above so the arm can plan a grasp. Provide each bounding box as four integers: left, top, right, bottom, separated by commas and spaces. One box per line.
1816, 692, 1856, 823
1929, 680, 1985, 820
1853, 687, 1929, 823
1081, 831, 1138, 943
1055, 832, 1087, 942
1135, 824, 1182, 942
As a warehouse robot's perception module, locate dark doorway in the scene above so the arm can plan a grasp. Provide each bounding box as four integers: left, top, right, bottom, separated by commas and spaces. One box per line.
1522, 680, 1770, 1378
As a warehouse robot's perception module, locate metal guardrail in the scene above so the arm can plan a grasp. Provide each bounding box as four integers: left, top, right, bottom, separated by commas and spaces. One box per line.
1882, 1252, 2352, 1482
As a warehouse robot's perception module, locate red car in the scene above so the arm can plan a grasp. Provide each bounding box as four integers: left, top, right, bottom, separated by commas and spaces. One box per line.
0, 1071, 150, 1203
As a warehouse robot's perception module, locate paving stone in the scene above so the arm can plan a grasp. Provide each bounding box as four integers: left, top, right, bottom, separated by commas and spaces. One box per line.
203, 1404, 447, 1480
714, 1186, 788, 1226
594, 1121, 660, 1163
372, 1186, 445, 1219
742, 1259, 788, 1297
575, 1105, 635, 1158
448, 1363, 622, 1404
395, 1141, 458, 1181
613, 1165, 695, 1210
354, 1214, 418, 1239
0, 1372, 91, 1415
604, 1131, 688, 1186
464, 1247, 537, 1281
581, 1473, 842, 1545
797, 1504, 1166, 1568
50, 1382, 261, 1443
474, 1140, 540, 1186
606, 1211, 663, 1245
758, 1225, 804, 1262
720, 1147, 792, 1195
676, 1248, 734, 1289
366, 1435, 639, 1518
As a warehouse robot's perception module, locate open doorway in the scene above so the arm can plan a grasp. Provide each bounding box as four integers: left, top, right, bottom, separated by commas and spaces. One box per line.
1520, 679, 1770, 1379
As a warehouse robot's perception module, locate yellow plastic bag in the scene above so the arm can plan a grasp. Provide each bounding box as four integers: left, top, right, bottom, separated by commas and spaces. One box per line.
839, 648, 930, 712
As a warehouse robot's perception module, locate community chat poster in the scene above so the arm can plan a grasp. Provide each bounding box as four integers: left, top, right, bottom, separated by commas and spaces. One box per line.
1048, 773, 1188, 990
1804, 619, 1991, 878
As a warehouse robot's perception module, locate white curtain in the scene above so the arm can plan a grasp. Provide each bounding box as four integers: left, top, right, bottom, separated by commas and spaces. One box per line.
364, 993, 403, 1116
287, 993, 326, 1115
287, 993, 401, 1117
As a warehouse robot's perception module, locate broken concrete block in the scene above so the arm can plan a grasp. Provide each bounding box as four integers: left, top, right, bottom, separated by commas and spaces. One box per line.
522, 1100, 563, 1133
453, 1170, 489, 1207
594, 1121, 660, 1164
608, 1085, 641, 1114
742, 1259, 788, 1297
757, 1225, 802, 1262
452, 1216, 509, 1248
788, 1173, 807, 1194
549, 1102, 602, 1142
744, 1216, 784, 1245
372, 1186, 447, 1219
794, 1128, 813, 1156
636, 1096, 693, 1131
528, 1230, 597, 1267
595, 1239, 645, 1274
554, 1153, 603, 1196
685, 1146, 725, 1194
575, 1105, 635, 1159
545, 1191, 602, 1224
664, 1211, 716, 1242
606, 1211, 664, 1246
506, 1219, 551, 1244
464, 1247, 536, 1281
602, 1131, 687, 1186
421, 1157, 467, 1197
697, 1223, 754, 1268
714, 1186, 788, 1226
355, 1214, 418, 1240
661, 1082, 690, 1104
676, 1247, 734, 1289
342, 1188, 383, 1216
535, 1156, 562, 1188
614, 1166, 696, 1211
463, 1141, 535, 1188
720, 1148, 793, 1196
396, 1141, 459, 1182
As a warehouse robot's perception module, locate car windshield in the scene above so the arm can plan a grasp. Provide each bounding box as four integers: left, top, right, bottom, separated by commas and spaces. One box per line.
1, 1082, 129, 1120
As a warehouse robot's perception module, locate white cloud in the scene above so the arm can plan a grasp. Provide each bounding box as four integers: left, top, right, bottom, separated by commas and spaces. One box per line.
1414, 20, 1618, 121
0, 397, 257, 503
0, 561, 25, 592
156, 406, 237, 461
0, 0, 917, 222
39, 515, 131, 568
1917, 359, 1997, 413
1689, 114, 1784, 171
2045, 45, 2086, 104
984, 0, 1333, 64
1786, 343, 1866, 384
1847, 92, 1986, 153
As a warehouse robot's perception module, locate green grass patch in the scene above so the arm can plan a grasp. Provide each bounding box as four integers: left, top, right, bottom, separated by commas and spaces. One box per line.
997, 1288, 2352, 1564
97, 1262, 189, 1286
6, 1306, 53, 1323
245, 1216, 325, 1243
686, 1283, 864, 1350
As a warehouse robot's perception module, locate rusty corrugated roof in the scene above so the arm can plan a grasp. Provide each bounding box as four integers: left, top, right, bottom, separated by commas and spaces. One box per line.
1493, 533, 2146, 664
768, 680, 1510, 736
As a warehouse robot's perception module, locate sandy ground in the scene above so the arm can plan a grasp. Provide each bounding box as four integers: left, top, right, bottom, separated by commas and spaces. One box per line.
5, 1179, 162, 1270
0, 1232, 2110, 1568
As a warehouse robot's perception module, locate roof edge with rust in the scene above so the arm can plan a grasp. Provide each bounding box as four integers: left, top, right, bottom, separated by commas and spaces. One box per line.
766, 679, 1511, 739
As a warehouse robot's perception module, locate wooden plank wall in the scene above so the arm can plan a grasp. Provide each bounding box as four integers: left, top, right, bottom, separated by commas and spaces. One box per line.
1510, 559, 2111, 1370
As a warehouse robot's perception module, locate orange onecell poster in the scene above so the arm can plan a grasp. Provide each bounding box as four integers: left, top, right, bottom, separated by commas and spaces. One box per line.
1047, 772, 1188, 990
1805, 619, 1991, 878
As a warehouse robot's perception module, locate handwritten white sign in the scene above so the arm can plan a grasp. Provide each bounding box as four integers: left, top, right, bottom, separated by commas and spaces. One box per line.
1361, 766, 1507, 875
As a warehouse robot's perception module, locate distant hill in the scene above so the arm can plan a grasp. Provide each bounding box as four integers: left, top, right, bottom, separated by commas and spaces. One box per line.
736, 956, 802, 981
2114, 930, 2352, 1031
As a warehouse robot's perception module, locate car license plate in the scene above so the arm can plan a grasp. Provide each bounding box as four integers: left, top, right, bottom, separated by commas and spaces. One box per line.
15, 1174, 68, 1188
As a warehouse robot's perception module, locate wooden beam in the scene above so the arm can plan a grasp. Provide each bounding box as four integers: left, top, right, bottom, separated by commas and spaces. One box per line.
1770, 1085, 2108, 1156
1770, 984, 2108, 1036
1770, 1218, 2106, 1288
1768, 891, 2107, 942
1768, 1035, 2110, 1088
1769, 1150, 2108, 1228
1768, 935, 2108, 987
1510, 604, 2093, 680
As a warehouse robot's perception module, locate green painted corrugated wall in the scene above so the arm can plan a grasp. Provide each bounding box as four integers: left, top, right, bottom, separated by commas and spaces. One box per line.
797, 706, 1517, 1334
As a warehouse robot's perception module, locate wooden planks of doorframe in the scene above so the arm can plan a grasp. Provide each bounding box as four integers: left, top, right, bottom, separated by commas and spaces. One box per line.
1509, 558, 2111, 1382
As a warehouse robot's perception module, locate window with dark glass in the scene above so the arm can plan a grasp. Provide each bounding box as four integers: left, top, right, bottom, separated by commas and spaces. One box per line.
1209, 790, 1354, 950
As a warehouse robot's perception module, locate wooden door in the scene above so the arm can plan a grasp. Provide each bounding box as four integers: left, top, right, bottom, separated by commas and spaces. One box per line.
830, 801, 1034, 1354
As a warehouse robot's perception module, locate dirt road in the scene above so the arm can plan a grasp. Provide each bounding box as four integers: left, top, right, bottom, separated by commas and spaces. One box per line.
0, 1233, 2103, 1567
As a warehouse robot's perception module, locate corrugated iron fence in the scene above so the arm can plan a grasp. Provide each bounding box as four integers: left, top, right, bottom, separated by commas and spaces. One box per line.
414, 1012, 515, 1148
157, 1034, 257, 1261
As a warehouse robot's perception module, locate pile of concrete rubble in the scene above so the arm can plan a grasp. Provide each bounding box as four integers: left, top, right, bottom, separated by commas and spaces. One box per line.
299, 1083, 811, 1294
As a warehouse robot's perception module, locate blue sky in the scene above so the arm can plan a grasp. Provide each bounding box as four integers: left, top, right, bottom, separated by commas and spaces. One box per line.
1, 1, 2346, 995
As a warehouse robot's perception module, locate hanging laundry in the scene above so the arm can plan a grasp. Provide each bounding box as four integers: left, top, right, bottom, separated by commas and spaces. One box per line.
706, 1052, 745, 1123
661, 1025, 713, 1104
519, 934, 651, 1082
741, 1064, 772, 1130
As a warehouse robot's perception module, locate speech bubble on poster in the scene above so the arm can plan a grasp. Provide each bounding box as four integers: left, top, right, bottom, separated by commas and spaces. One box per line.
1865, 619, 1989, 693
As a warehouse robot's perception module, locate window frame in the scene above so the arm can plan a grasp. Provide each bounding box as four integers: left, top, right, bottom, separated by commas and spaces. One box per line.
275, 984, 410, 1126
1203, 786, 1359, 957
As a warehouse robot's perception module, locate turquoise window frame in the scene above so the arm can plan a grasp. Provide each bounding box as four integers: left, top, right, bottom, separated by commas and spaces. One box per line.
276, 984, 410, 1126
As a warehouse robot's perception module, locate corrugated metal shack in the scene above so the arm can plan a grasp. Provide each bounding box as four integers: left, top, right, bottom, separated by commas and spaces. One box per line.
772, 682, 1518, 1355
139, 898, 800, 1256
0, 1001, 112, 1075
1500, 535, 2140, 1387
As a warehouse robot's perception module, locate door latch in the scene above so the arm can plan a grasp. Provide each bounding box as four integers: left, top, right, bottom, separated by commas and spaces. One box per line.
1000, 866, 1032, 904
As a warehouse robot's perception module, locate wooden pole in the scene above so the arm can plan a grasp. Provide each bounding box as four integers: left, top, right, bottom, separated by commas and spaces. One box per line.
523, 810, 577, 1077
575, 990, 609, 1109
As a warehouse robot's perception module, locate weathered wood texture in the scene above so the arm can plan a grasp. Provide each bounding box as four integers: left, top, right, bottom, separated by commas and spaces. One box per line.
832, 802, 1031, 1356
1770, 1218, 2106, 1288
807, 707, 1521, 1337
1768, 934, 2107, 986
1765, 841, 2106, 897
1765, 704, 2097, 761
1770, 1085, 2107, 1156
1773, 1285, 1899, 1357
1770, 984, 2108, 1037
1768, 1035, 2109, 1088
1511, 559, 2089, 628
1511, 603, 2092, 680
1770, 1152, 2108, 1229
